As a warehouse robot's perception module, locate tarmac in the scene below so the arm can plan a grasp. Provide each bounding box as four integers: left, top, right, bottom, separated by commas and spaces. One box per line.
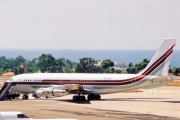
0, 86, 180, 120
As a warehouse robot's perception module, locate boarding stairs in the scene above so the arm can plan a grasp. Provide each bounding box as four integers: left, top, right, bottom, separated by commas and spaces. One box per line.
0, 83, 12, 101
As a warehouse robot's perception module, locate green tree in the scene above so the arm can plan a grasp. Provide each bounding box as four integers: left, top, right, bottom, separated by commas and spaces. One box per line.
72, 62, 78, 69
103, 68, 111, 73
0, 56, 9, 71
56, 58, 66, 73
26, 67, 37, 73
0, 61, 9, 71
65, 59, 73, 68
63, 67, 74, 73
13, 67, 19, 75
75, 57, 97, 73
6, 58, 16, 69
0, 68, 3, 75
172, 67, 180, 75
101, 59, 114, 69
96, 66, 104, 73
15, 55, 26, 66
133, 59, 150, 72
4, 69, 13, 73
126, 67, 137, 74
0, 56, 6, 61
100, 59, 115, 73
37, 54, 57, 73
31, 58, 39, 69
128, 62, 133, 67
0, 55, 40, 73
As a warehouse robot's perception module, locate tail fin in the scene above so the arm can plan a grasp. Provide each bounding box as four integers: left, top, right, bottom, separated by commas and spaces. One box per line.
139, 39, 176, 76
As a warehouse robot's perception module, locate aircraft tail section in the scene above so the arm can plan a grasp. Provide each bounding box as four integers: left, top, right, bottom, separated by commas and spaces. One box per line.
139, 39, 176, 76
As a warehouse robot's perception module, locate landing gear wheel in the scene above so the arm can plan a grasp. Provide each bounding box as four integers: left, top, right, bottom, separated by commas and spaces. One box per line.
87, 94, 101, 101
72, 95, 85, 101
95, 94, 101, 100
73, 96, 78, 101
87, 94, 94, 101
22, 95, 28, 99
79, 96, 86, 101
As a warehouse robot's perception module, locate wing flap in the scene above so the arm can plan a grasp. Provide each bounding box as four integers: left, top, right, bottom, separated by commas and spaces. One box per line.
63, 84, 80, 91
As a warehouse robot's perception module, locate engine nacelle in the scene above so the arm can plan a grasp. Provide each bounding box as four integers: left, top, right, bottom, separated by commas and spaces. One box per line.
36, 88, 69, 98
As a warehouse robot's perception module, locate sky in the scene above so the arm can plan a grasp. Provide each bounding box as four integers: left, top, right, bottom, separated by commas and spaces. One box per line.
0, 0, 180, 50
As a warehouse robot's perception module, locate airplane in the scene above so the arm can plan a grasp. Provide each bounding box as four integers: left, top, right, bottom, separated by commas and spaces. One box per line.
0, 111, 77, 120
0, 39, 176, 101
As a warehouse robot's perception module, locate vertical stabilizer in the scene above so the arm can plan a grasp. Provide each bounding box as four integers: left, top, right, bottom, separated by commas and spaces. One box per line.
139, 39, 176, 76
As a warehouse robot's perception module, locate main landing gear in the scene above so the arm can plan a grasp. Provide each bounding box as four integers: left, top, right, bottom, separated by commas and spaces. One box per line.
72, 95, 86, 101
87, 94, 101, 101
22, 94, 29, 99
72, 94, 101, 101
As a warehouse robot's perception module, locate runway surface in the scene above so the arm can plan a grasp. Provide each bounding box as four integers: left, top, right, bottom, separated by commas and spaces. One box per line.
0, 86, 180, 120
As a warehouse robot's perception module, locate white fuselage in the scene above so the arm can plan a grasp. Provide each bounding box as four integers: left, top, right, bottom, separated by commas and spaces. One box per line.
6, 73, 172, 94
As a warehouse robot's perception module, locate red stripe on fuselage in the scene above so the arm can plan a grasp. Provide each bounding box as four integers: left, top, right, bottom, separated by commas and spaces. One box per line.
13, 75, 146, 86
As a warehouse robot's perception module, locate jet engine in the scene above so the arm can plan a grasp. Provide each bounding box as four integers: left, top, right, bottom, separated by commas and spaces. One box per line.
35, 88, 69, 98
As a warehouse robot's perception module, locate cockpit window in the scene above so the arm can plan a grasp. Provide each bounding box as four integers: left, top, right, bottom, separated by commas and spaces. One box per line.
17, 114, 29, 118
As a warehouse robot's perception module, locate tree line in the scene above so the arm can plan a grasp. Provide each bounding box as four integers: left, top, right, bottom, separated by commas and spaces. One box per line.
126, 59, 180, 76
0, 55, 77, 75
0, 54, 120, 75
0, 55, 179, 76
126, 59, 150, 74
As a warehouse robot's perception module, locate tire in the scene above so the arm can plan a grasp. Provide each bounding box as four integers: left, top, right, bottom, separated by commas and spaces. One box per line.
88, 94, 94, 101
73, 96, 79, 101
22, 95, 28, 99
94, 94, 99, 100
87, 95, 91, 101
96, 94, 101, 100
73, 96, 76, 101
82, 96, 86, 101
79, 96, 86, 101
